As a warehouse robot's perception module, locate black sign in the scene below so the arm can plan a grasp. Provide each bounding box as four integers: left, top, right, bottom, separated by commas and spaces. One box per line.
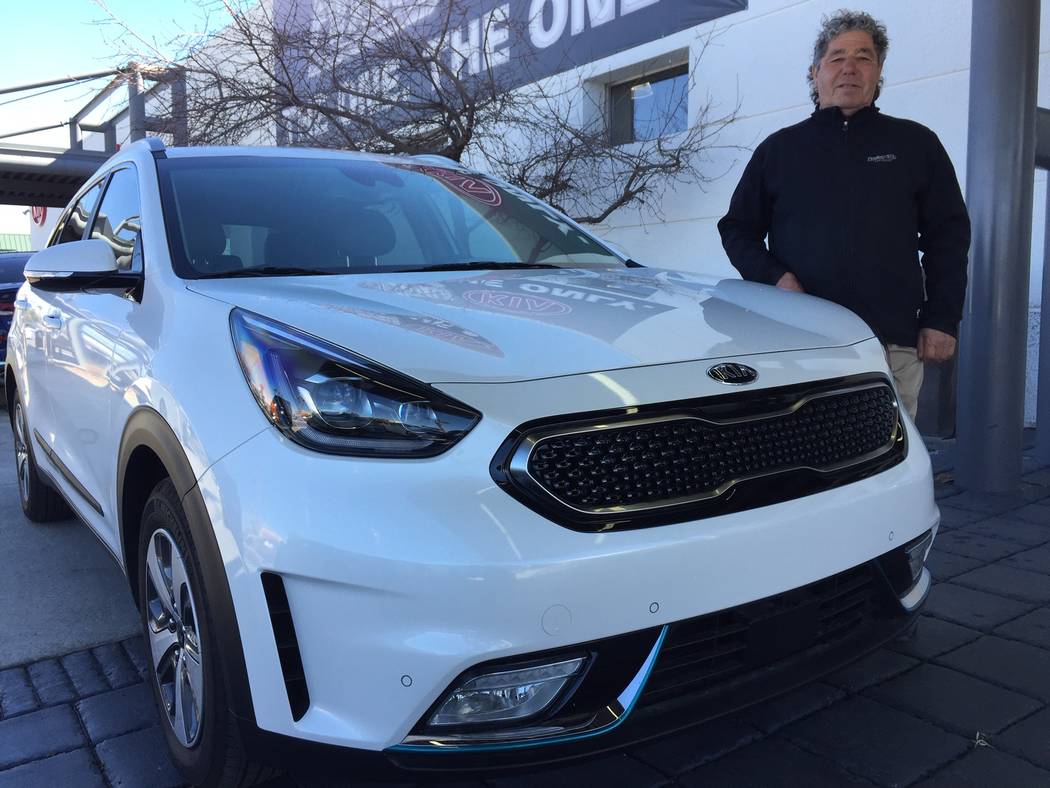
276, 0, 747, 93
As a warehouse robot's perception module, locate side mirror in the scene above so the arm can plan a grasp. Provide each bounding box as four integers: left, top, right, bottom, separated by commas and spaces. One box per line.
25, 239, 139, 292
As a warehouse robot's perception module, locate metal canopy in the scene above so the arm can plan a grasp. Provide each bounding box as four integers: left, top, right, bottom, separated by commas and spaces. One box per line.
0, 143, 109, 207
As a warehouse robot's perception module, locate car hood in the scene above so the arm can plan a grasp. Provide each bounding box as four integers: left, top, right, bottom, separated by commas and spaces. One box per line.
187, 267, 875, 383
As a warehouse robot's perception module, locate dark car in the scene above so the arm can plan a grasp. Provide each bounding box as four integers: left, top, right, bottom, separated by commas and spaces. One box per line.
0, 252, 30, 366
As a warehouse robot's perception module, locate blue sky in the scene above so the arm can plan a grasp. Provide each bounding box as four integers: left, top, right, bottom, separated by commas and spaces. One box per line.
0, 1, 231, 231
0, 0, 227, 147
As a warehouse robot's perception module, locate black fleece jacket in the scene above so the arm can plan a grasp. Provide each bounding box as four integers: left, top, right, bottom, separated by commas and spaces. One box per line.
718, 105, 970, 346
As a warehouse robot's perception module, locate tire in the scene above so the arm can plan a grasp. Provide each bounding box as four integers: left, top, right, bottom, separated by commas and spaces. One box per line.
11, 390, 71, 522
138, 478, 274, 787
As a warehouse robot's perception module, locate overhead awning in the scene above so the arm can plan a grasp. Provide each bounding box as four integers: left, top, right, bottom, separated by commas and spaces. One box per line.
0, 143, 109, 207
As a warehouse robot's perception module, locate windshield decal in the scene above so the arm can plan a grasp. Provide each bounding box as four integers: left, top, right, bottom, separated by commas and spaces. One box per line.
393, 164, 502, 206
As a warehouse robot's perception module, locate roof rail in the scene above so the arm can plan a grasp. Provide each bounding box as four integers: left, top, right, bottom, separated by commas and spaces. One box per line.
410, 153, 460, 167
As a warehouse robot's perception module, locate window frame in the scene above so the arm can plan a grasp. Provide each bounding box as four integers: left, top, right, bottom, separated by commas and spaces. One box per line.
88, 164, 143, 275
609, 63, 689, 146
48, 176, 108, 248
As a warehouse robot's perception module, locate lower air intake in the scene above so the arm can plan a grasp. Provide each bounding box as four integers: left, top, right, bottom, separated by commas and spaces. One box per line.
261, 572, 310, 721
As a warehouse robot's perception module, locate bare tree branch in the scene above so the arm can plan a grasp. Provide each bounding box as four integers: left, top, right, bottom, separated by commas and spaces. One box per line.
97, 0, 741, 224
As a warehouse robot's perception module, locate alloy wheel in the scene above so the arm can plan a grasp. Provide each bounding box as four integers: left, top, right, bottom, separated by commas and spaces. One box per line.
145, 529, 205, 747
13, 402, 30, 508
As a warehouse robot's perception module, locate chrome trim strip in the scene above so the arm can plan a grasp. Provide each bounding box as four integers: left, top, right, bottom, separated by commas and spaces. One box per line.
898, 567, 931, 613
25, 270, 75, 280
33, 429, 104, 516
509, 382, 901, 517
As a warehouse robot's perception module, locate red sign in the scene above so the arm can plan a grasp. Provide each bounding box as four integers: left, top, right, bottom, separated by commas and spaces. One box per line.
31, 206, 47, 226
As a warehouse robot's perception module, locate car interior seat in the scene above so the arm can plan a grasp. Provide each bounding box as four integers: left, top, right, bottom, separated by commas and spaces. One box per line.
333, 206, 397, 269
184, 222, 243, 273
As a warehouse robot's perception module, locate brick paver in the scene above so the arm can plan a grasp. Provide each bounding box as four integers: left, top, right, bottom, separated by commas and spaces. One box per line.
865, 663, 1040, 736
997, 707, 1050, 770
0, 749, 105, 788
913, 746, 1050, 787
1, 448, 1049, 786
994, 607, 1050, 649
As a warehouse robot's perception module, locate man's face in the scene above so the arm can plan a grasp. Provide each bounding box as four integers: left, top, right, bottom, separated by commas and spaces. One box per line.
811, 30, 882, 116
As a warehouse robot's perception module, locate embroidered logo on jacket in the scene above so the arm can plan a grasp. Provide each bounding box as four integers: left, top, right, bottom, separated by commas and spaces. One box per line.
867, 154, 897, 163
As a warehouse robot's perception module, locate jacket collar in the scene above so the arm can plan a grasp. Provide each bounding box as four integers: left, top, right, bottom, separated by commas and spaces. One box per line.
811, 104, 880, 125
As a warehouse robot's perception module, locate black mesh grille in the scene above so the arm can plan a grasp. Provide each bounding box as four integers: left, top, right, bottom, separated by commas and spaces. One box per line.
527, 385, 897, 511
642, 564, 881, 704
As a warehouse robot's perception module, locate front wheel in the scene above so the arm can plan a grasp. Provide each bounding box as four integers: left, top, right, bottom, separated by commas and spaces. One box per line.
11, 391, 70, 523
139, 478, 273, 787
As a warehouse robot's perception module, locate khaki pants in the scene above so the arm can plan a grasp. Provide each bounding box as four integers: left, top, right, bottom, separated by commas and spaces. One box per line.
886, 344, 924, 421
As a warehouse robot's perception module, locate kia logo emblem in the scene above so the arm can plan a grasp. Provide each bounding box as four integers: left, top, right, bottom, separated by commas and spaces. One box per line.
708, 363, 758, 385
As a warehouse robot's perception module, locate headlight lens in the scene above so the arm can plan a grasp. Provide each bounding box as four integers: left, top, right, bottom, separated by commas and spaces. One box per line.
230, 309, 480, 456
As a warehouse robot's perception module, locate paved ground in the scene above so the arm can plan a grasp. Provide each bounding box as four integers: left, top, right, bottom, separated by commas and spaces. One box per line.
1, 424, 1049, 786
0, 426, 139, 669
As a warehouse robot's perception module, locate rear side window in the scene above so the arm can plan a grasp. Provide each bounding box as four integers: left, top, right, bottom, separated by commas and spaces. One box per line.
53, 181, 104, 246
91, 167, 141, 271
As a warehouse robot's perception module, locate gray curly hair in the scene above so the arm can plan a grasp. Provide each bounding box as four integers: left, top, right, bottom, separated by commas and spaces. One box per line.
808, 9, 889, 106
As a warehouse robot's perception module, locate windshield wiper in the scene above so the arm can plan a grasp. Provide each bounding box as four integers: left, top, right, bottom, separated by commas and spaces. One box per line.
194, 266, 331, 279
392, 262, 566, 273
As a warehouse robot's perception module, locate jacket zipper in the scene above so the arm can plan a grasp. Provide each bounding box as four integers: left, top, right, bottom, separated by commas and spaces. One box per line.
842, 118, 856, 307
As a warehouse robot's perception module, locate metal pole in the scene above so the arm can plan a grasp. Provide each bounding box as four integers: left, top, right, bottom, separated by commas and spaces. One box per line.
127, 66, 146, 142
957, 0, 1041, 491
170, 69, 188, 146
0, 121, 69, 141
0, 69, 121, 97
1037, 191, 1050, 463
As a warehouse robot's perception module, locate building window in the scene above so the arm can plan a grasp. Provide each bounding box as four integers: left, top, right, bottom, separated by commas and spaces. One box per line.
610, 64, 689, 145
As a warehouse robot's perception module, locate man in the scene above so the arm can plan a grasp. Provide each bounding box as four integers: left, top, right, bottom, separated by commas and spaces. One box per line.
717, 10, 970, 420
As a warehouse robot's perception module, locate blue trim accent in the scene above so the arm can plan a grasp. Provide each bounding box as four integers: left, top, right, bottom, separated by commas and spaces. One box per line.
388, 626, 668, 754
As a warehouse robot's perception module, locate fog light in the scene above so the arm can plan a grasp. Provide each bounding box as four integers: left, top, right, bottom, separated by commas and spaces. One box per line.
904, 530, 934, 583
428, 658, 585, 727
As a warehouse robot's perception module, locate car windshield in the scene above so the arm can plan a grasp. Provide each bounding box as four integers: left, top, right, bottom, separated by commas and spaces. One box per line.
156, 156, 625, 278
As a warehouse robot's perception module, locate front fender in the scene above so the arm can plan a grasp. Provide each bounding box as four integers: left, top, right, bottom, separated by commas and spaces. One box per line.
117, 406, 257, 724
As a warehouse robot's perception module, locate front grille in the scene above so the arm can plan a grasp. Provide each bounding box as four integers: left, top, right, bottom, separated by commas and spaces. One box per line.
642, 563, 882, 705
527, 385, 897, 513
491, 375, 907, 531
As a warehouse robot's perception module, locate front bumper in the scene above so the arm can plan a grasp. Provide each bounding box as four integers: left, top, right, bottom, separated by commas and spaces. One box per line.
235, 555, 929, 780
193, 342, 937, 763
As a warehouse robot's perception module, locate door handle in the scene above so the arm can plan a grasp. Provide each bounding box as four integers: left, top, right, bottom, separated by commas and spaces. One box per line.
14, 298, 28, 309
42, 312, 62, 330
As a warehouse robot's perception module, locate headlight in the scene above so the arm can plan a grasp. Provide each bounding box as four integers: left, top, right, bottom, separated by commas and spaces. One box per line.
230, 309, 480, 457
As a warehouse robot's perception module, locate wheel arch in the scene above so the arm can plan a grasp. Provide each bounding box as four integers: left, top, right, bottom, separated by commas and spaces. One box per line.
117, 406, 257, 724
5, 363, 17, 417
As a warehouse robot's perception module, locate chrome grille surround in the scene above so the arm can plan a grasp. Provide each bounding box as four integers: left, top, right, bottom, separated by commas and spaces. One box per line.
501, 380, 901, 521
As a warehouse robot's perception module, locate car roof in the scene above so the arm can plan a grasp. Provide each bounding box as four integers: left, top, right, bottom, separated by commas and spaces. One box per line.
163, 145, 463, 169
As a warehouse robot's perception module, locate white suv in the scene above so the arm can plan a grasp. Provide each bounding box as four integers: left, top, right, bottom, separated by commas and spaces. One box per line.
8, 139, 936, 786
